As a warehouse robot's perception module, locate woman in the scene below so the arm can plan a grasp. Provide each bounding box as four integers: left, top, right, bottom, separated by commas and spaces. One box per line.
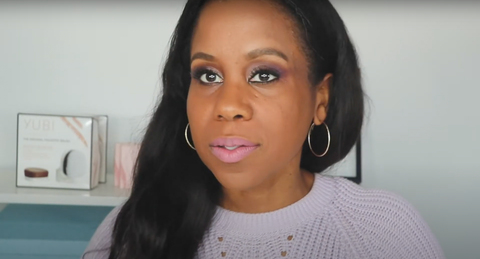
84, 0, 445, 258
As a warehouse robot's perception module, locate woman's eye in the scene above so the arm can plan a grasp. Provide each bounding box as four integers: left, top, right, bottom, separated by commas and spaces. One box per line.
199, 72, 223, 84
249, 71, 278, 83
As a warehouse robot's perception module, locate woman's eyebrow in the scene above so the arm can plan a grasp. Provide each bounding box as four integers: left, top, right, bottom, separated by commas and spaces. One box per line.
191, 48, 289, 64
191, 52, 215, 64
247, 48, 288, 61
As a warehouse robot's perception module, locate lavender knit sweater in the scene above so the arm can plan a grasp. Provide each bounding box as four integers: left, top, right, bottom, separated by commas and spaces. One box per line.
83, 174, 445, 259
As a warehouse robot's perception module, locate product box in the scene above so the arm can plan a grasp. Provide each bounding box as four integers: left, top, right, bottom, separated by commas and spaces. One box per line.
93, 115, 108, 183
16, 113, 103, 190
114, 143, 140, 189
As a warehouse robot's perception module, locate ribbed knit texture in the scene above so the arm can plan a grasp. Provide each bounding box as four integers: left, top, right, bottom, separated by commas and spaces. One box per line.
83, 174, 445, 259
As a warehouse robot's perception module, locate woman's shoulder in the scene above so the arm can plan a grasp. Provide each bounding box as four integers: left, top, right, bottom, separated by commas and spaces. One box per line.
323, 174, 417, 211
324, 175, 427, 222
82, 205, 122, 259
317, 174, 445, 258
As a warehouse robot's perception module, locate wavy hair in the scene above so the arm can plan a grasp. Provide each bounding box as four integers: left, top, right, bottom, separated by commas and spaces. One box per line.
108, 0, 364, 258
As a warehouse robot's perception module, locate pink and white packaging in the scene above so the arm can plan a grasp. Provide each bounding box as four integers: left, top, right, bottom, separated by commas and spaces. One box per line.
114, 143, 140, 189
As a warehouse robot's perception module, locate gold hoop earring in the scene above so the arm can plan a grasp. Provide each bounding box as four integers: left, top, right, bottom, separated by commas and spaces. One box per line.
185, 123, 196, 150
308, 122, 330, 157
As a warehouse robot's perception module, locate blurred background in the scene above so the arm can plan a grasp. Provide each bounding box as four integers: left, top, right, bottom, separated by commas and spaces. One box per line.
0, 0, 479, 258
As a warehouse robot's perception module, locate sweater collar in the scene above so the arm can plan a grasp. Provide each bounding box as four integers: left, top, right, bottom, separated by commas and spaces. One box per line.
211, 173, 336, 234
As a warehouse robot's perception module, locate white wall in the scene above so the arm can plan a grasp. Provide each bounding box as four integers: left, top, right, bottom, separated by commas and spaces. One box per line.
0, 1, 184, 174
0, 1, 479, 258
335, 3, 480, 258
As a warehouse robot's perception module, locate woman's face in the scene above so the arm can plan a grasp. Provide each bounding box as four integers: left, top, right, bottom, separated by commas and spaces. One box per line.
187, 0, 329, 191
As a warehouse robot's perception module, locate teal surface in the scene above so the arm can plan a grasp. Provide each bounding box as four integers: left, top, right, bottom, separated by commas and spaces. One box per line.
0, 204, 113, 259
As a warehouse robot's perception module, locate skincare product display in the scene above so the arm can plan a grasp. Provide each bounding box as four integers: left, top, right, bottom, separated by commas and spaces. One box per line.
114, 143, 140, 189
16, 113, 108, 190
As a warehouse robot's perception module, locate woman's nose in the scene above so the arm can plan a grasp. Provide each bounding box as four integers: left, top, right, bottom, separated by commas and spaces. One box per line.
214, 80, 253, 122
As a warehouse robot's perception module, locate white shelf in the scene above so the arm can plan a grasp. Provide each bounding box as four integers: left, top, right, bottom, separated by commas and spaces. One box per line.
0, 171, 130, 207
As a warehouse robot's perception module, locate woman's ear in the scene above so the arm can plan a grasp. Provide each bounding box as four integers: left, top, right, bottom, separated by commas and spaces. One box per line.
313, 73, 332, 125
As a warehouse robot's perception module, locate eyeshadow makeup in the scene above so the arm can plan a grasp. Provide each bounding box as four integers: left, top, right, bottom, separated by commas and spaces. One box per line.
191, 63, 286, 86
247, 63, 286, 82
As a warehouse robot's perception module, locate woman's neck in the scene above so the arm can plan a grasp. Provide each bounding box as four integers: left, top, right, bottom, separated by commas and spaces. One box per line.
219, 169, 315, 214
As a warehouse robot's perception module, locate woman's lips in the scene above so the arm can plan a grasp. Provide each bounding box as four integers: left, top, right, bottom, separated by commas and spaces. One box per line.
210, 137, 259, 163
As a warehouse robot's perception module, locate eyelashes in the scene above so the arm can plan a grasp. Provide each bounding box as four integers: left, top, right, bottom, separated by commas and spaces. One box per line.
249, 67, 280, 84
191, 66, 281, 85
191, 67, 223, 84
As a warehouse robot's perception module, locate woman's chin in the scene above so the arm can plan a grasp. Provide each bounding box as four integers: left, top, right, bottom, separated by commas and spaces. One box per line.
214, 172, 265, 192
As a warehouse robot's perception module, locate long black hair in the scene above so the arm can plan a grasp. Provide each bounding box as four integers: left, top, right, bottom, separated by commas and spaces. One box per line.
108, 0, 364, 258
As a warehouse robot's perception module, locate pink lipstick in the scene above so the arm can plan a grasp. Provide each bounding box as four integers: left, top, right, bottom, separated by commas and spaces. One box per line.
210, 138, 259, 163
